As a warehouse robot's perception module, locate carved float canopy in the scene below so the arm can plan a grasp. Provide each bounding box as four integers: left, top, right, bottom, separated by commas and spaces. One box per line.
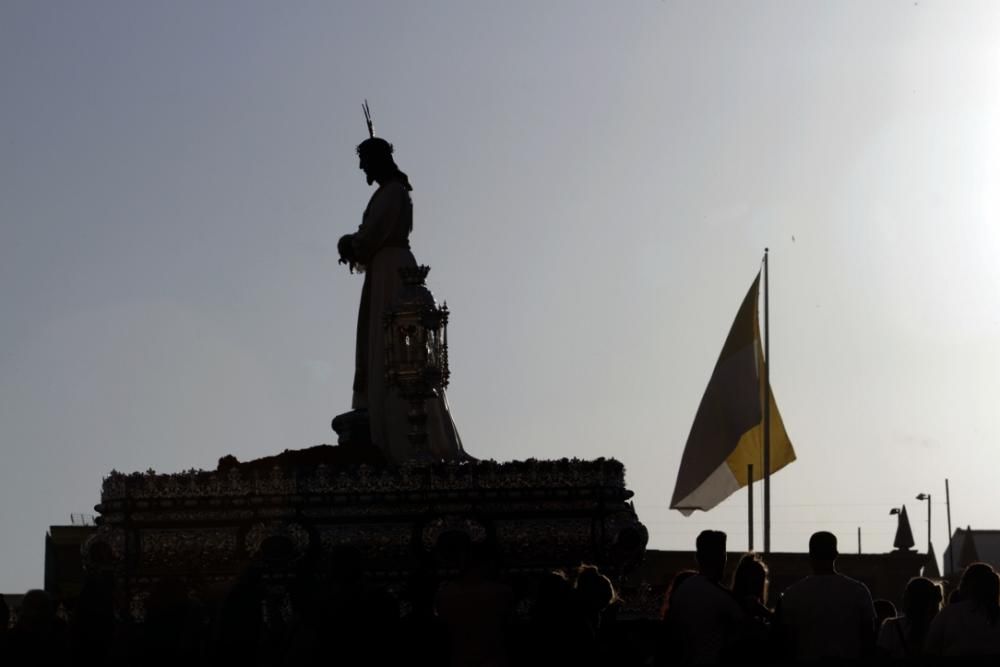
89, 457, 648, 621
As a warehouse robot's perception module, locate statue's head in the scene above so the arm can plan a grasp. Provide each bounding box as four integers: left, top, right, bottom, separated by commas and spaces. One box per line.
357, 137, 395, 185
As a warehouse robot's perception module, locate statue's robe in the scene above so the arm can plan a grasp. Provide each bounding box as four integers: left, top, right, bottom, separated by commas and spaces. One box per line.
349, 178, 468, 462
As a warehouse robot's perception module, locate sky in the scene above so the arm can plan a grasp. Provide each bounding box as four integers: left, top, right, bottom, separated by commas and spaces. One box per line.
2, 0, 999, 592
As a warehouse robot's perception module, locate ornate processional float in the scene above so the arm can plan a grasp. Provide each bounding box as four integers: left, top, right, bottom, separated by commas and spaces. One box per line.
84, 105, 647, 620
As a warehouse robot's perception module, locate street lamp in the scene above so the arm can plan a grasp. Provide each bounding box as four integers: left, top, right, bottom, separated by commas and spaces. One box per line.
916, 493, 932, 555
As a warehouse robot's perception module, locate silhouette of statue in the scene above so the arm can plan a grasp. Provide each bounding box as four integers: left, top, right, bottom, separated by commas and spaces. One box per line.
338, 125, 468, 463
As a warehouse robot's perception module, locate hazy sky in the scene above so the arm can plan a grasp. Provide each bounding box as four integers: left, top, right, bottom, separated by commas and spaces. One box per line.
2, 1, 999, 592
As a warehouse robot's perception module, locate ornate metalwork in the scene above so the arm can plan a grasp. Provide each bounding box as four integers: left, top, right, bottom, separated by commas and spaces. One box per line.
100, 458, 628, 500
421, 516, 488, 550
244, 522, 310, 560
92, 457, 647, 622
319, 523, 412, 561
383, 265, 450, 458
139, 528, 237, 567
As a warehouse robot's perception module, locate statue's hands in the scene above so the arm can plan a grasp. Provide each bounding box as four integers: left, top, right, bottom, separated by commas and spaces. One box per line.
337, 234, 356, 266
338, 234, 364, 274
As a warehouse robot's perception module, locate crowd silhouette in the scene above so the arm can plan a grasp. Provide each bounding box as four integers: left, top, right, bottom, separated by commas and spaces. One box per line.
657, 530, 1000, 663
4, 529, 1000, 665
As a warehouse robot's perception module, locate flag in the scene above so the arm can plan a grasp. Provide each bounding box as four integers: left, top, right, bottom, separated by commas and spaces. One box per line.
670, 272, 796, 514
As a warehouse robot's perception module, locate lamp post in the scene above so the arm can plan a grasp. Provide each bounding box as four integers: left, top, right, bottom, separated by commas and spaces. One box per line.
916, 493, 932, 555
384, 265, 450, 461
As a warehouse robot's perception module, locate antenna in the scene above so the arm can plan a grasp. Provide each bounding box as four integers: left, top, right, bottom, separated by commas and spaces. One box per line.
363, 99, 374, 138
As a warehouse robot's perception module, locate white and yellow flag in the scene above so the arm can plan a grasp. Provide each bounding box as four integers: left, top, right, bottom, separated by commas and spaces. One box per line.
670, 273, 796, 514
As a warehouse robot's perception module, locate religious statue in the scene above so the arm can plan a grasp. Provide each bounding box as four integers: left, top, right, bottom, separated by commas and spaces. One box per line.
337, 107, 470, 463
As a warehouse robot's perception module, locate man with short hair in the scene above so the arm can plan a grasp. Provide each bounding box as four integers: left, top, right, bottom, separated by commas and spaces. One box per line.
776, 531, 877, 661
668, 530, 746, 664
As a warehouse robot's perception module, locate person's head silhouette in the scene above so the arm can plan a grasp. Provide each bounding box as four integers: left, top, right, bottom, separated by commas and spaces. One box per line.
808, 531, 839, 574
732, 552, 769, 604
958, 562, 1000, 623
575, 564, 617, 618
900, 576, 943, 647
695, 530, 728, 583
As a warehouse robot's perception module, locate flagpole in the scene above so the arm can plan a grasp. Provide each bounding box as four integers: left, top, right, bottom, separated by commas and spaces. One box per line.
748, 464, 754, 551
763, 248, 771, 554
946, 478, 954, 575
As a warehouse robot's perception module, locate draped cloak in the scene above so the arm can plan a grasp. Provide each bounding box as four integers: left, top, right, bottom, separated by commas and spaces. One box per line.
349, 178, 468, 462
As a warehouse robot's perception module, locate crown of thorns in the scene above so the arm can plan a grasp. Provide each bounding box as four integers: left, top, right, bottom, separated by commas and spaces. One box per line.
357, 101, 394, 157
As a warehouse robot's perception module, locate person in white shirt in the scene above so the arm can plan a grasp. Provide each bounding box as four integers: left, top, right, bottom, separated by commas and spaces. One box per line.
667, 530, 746, 664
776, 531, 876, 661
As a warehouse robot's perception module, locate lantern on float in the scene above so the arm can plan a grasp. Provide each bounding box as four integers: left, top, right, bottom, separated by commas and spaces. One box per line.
384, 265, 450, 459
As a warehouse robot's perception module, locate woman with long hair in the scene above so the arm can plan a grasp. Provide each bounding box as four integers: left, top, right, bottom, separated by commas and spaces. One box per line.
731, 552, 772, 622
653, 570, 697, 666
724, 553, 774, 662
877, 577, 942, 659
925, 562, 1000, 656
